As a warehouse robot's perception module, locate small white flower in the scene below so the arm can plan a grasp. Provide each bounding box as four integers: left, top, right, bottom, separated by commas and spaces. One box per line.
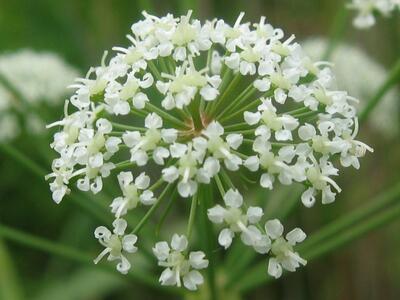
153, 234, 208, 290
110, 171, 155, 217
194, 121, 243, 171
347, 0, 398, 29
94, 218, 138, 274
265, 219, 306, 279
207, 189, 270, 253
123, 113, 176, 166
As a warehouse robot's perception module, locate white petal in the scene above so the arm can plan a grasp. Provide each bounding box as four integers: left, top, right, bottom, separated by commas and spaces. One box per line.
223, 189, 243, 208
122, 234, 138, 253
153, 241, 170, 261
286, 228, 306, 246
260, 173, 274, 189
189, 251, 209, 269
226, 134, 243, 150
132, 92, 149, 109
122, 131, 141, 148
244, 156, 260, 172
161, 128, 178, 143
177, 180, 197, 198
113, 218, 127, 236
162, 166, 179, 183
301, 187, 316, 208
265, 219, 284, 239
200, 85, 219, 101
183, 270, 204, 291
131, 149, 148, 166
153, 147, 170, 165
298, 124, 316, 141
170, 143, 187, 158
218, 228, 234, 249
140, 190, 156, 205
275, 129, 292, 141
96, 118, 112, 134
247, 206, 264, 223
253, 79, 271, 92
207, 205, 226, 224
171, 234, 188, 252
116, 255, 131, 274
94, 226, 111, 240
134, 172, 150, 189
145, 113, 163, 129
203, 157, 220, 176
268, 258, 283, 279
244, 111, 261, 125
159, 268, 177, 286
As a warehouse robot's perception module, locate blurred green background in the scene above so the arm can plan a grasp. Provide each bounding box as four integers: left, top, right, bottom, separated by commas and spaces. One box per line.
0, 0, 399, 299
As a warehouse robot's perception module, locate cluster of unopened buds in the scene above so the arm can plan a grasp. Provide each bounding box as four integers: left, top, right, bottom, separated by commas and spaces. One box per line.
348, 0, 400, 28
46, 11, 372, 290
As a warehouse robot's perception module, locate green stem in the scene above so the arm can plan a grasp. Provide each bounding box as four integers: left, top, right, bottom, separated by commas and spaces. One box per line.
322, 5, 349, 60
208, 72, 241, 118
214, 174, 226, 197
0, 239, 23, 300
359, 58, 400, 123
0, 143, 112, 225
235, 182, 400, 292
197, 185, 218, 300
217, 85, 256, 120
132, 183, 172, 235
145, 102, 187, 129
147, 61, 162, 81
110, 122, 146, 132
156, 189, 179, 237
219, 97, 261, 124
186, 193, 198, 239
0, 224, 168, 291
298, 181, 400, 251
0, 143, 44, 178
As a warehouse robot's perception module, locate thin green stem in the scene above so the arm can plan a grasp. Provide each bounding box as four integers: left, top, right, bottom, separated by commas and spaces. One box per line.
0, 224, 166, 291
0, 143, 112, 224
299, 181, 400, 251
217, 84, 256, 120
359, 58, 400, 123
145, 102, 188, 128
197, 185, 218, 300
323, 5, 349, 60
110, 122, 146, 132
0, 143, 44, 178
156, 189, 179, 237
186, 193, 198, 239
208, 72, 241, 117
219, 97, 261, 124
0, 239, 23, 300
214, 174, 226, 197
147, 61, 162, 81
132, 183, 172, 235
235, 182, 400, 292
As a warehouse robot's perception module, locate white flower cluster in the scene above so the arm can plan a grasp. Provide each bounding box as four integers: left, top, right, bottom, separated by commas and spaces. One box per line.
303, 37, 399, 138
208, 189, 306, 278
348, 0, 400, 28
153, 234, 209, 290
0, 49, 78, 141
47, 12, 372, 289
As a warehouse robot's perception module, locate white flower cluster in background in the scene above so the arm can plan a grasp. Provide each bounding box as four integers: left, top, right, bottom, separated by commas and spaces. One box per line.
47, 11, 372, 289
0, 49, 78, 141
303, 37, 399, 138
348, 0, 400, 28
